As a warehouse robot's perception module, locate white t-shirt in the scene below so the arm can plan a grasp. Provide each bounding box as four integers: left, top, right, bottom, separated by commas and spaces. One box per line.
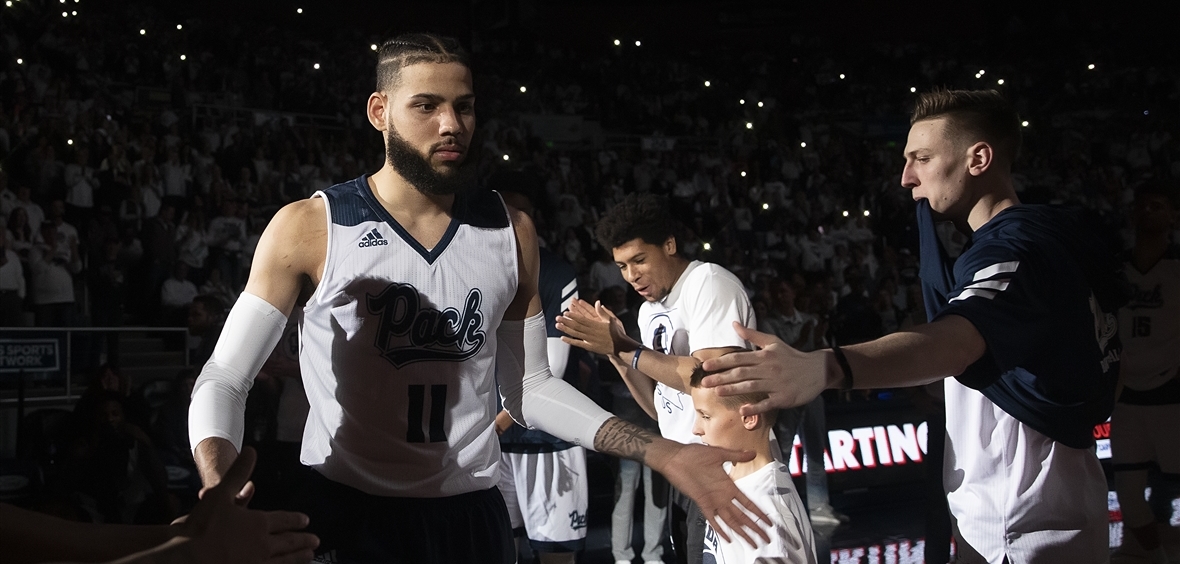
638, 261, 754, 445
702, 461, 817, 564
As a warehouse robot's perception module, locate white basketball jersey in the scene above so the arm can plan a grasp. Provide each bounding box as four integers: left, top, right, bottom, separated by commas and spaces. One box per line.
299, 177, 518, 497
1118, 248, 1180, 390
639, 261, 755, 445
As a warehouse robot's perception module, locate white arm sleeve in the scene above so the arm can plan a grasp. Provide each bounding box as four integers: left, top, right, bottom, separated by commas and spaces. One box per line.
546, 336, 571, 379
188, 291, 288, 453
498, 312, 612, 449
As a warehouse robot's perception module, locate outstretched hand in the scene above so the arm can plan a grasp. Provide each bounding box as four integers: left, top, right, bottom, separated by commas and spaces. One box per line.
178, 447, 319, 564
699, 322, 829, 416
660, 443, 772, 548
557, 298, 637, 357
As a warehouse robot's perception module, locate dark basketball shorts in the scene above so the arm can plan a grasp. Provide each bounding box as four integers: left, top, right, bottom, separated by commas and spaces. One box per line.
294, 469, 515, 564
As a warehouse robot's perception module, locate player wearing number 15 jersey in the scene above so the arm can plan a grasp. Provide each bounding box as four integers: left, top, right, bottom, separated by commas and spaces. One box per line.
187, 33, 771, 564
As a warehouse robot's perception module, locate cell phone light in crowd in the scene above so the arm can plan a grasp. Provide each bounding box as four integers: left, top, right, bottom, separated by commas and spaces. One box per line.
613, 39, 620, 46
863, 210, 871, 217
739, 99, 746, 105
746, 122, 753, 129
296, 8, 303, 14
703, 242, 712, 251
910, 87, 917, 93
800, 142, 807, 148
757, 101, 764, 108
842, 210, 849, 217
1021, 121, 1029, 127
1088, 63, 1096, 70
1144, 110, 1150, 116
997, 79, 1005, 85
180, 54, 186, 61
15, 58, 21, 65
139, 28, 145, 35
704, 80, 711, 87
70, 10, 75, 15
502, 155, 510, 161
762, 203, 769, 210
975, 72, 982, 79
519, 86, 527, 93
839, 73, 846, 80
61, 11, 66, 16
177, 24, 183, 30
371, 44, 378, 51
634, 40, 641, 47
67, 139, 74, 145
6, 1, 12, 6
313, 63, 320, 70
978, 69, 986, 75
740, 171, 747, 177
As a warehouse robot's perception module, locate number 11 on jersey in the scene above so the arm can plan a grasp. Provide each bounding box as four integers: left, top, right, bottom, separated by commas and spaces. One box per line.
407, 384, 447, 443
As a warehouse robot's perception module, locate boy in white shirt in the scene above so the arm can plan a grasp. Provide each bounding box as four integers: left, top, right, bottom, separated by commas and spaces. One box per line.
690, 368, 817, 564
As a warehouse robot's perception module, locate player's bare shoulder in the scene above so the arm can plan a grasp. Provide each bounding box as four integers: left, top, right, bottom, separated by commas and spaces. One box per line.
255, 196, 329, 284
505, 204, 537, 247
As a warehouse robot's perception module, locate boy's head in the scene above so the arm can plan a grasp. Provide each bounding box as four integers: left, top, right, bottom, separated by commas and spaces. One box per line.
688, 366, 775, 450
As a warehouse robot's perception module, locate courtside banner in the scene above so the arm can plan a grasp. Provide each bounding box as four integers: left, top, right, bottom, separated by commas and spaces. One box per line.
0, 339, 60, 373
801, 405, 1112, 491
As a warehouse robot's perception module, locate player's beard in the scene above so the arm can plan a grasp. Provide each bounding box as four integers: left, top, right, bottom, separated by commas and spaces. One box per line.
385, 126, 477, 197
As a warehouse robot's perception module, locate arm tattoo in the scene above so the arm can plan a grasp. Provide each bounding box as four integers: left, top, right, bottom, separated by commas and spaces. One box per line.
593, 417, 656, 462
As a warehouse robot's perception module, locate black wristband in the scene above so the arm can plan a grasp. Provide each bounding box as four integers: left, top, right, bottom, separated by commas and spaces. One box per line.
831, 343, 854, 391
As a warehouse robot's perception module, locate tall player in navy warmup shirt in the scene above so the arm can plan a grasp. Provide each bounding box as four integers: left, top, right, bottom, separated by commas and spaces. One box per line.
187, 34, 768, 564
700, 90, 1126, 564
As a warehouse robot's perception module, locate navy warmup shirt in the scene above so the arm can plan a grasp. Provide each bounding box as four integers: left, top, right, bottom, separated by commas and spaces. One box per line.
918, 201, 1125, 448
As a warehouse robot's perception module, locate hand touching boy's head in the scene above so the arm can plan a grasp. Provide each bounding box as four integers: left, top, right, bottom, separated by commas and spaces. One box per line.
689, 365, 776, 450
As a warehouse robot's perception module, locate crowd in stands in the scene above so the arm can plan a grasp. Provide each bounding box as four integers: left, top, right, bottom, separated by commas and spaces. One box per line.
0, 0, 1176, 528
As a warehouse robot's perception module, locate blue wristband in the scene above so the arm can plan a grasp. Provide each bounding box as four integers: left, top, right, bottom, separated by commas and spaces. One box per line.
631, 346, 646, 370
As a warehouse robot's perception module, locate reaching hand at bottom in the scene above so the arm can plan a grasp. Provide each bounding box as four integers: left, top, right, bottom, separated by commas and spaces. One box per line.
176, 447, 319, 564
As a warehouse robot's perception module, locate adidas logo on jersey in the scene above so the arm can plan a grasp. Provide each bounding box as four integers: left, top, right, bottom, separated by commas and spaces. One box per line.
358, 228, 389, 248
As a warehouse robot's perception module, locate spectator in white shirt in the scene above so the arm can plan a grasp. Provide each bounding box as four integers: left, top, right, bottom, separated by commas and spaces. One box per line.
0, 228, 27, 326
64, 146, 98, 227
14, 186, 46, 237
160, 261, 198, 326
30, 222, 81, 327
160, 147, 191, 199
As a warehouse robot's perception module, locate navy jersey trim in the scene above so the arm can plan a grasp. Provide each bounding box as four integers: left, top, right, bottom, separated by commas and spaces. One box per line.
323, 177, 378, 227
323, 176, 510, 265
356, 177, 461, 264
459, 190, 512, 229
